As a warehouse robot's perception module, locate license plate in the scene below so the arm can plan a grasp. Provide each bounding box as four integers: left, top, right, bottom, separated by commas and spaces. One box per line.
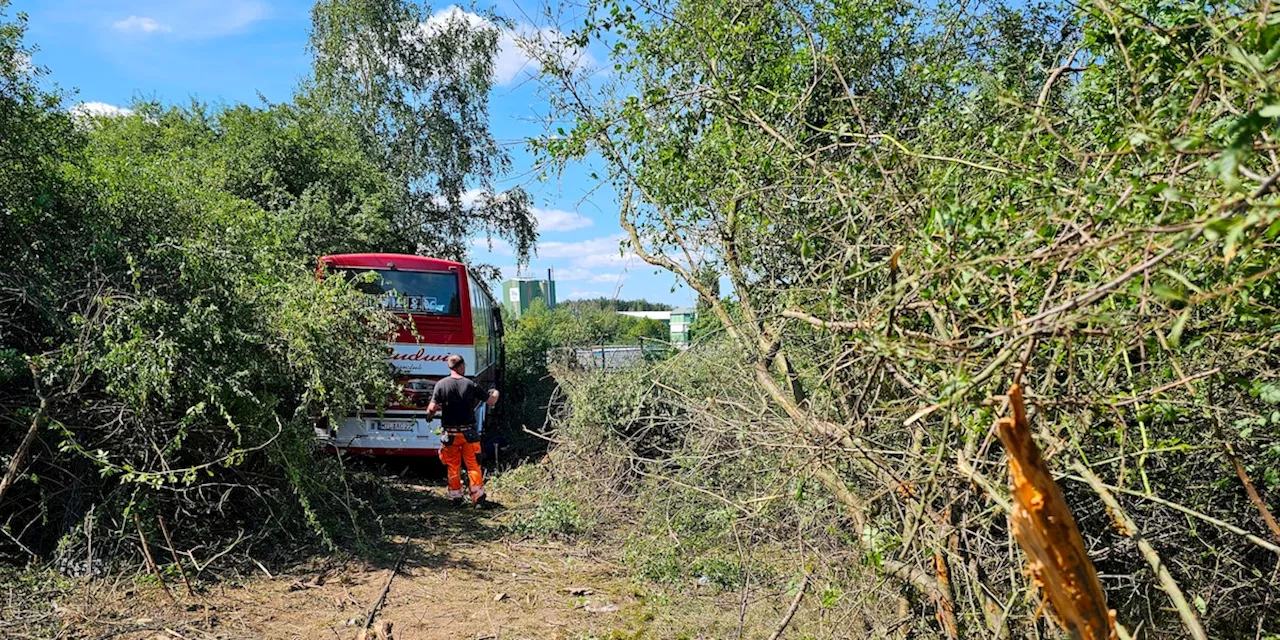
371, 419, 415, 431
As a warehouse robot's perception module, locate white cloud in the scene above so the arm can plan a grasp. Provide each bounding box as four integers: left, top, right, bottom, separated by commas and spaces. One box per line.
480, 233, 634, 288
565, 290, 609, 300
539, 235, 628, 261
492, 265, 623, 284
575, 251, 635, 268
458, 188, 485, 208
109, 2, 267, 39
470, 236, 513, 256
458, 187, 593, 233
11, 51, 32, 73
532, 206, 593, 232
70, 102, 134, 118
496, 24, 595, 86
112, 16, 171, 33
216, 1, 268, 34
423, 6, 595, 86
538, 234, 636, 284
550, 267, 626, 284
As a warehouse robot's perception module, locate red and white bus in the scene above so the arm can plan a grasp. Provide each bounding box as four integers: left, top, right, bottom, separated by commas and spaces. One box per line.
315, 253, 503, 456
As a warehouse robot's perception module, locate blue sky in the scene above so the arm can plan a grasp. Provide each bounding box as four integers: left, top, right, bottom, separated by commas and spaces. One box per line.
15, 0, 695, 306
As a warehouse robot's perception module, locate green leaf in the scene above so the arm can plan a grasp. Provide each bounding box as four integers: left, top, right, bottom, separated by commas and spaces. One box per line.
1152, 282, 1187, 304
1167, 309, 1190, 347
1129, 131, 1153, 147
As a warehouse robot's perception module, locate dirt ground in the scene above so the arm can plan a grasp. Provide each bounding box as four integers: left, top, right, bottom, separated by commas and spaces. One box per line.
17, 476, 802, 640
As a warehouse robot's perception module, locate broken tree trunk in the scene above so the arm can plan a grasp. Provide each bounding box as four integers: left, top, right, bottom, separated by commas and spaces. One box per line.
996, 384, 1115, 640
0, 394, 47, 510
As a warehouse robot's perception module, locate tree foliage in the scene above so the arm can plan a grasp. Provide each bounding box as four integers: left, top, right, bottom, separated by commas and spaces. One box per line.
504, 298, 671, 380
307, 0, 537, 267
0, 0, 528, 565
559, 296, 673, 312
537, 0, 1280, 635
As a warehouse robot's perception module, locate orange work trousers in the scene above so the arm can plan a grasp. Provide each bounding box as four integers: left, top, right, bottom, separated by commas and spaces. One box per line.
439, 437, 485, 502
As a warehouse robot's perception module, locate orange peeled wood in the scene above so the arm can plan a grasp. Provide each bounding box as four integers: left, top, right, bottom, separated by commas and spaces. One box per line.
996, 384, 1116, 640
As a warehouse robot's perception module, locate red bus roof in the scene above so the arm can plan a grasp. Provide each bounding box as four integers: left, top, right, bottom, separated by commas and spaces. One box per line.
319, 253, 465, 272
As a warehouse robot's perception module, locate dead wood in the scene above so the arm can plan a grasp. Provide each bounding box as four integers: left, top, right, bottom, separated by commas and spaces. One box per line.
157, 516, 195, 598
356, 538, 412, 639
0, 364, 48, 510
766, 573, 809, 640
1072, 463, 1208, 640
134, 514, 176, 605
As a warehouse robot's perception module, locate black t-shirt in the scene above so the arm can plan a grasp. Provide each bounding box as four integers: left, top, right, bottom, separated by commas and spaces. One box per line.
430, 375, 487, 428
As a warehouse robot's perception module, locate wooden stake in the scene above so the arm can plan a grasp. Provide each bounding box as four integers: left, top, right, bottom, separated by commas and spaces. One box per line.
133, 514, 175, 604
157, 516, 195, 597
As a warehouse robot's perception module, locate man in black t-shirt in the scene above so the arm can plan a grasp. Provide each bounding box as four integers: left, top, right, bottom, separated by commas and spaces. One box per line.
427, 354, 499, 506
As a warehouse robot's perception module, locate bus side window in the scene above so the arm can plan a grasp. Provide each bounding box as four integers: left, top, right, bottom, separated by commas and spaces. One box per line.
468, 273, 489, 374
488, 296, 498, 365
482, 282, 491, 368
483, 288, 493, 366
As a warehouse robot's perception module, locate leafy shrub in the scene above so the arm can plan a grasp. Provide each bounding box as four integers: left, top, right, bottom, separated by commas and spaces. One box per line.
533, 0, 1280, 634
0, 0, 535, 566
508, 496, 591, 538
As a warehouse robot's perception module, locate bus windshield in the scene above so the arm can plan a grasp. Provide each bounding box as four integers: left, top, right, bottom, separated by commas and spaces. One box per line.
337, 268, 461, 316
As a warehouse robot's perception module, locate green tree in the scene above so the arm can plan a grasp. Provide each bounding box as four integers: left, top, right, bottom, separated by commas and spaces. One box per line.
306, 0, 536, 265
536, 0, 1280, 635
0, 0, 540, 561
624, 317, 667, 343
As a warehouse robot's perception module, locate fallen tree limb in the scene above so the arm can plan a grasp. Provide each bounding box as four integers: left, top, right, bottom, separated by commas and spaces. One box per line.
1071, 463, 1207, 640
1216, 433, 1280, 546
812, 466, 867, 532
781, 309, 871, 332
1061, 473, 1280, 556
766, 573, 809, 640
0, 400, 44, 509
357, 537, 412, 640
879, 559, 942, 598
521, 424, 563, 445
0, 363, 48, 510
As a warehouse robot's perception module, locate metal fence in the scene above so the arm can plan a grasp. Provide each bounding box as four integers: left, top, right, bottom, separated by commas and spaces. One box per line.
549, 340, 673, 373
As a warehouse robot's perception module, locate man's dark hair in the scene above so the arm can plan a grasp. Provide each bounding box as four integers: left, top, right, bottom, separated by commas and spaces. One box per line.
446, 354, 465, 371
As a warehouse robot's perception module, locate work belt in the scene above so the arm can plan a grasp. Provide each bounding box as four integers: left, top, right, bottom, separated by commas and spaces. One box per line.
440, 424, 479, 445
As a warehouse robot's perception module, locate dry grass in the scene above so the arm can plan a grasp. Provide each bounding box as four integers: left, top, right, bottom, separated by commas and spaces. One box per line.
2, 469, 890, 640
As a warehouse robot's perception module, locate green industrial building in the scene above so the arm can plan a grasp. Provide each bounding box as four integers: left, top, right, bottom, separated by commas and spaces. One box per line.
501, 276, 556, 318
618, 308, 698, 348
669, 308, 695, 347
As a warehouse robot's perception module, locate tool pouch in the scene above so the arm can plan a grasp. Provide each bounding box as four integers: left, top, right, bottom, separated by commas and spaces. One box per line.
440, 427, 479, 446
